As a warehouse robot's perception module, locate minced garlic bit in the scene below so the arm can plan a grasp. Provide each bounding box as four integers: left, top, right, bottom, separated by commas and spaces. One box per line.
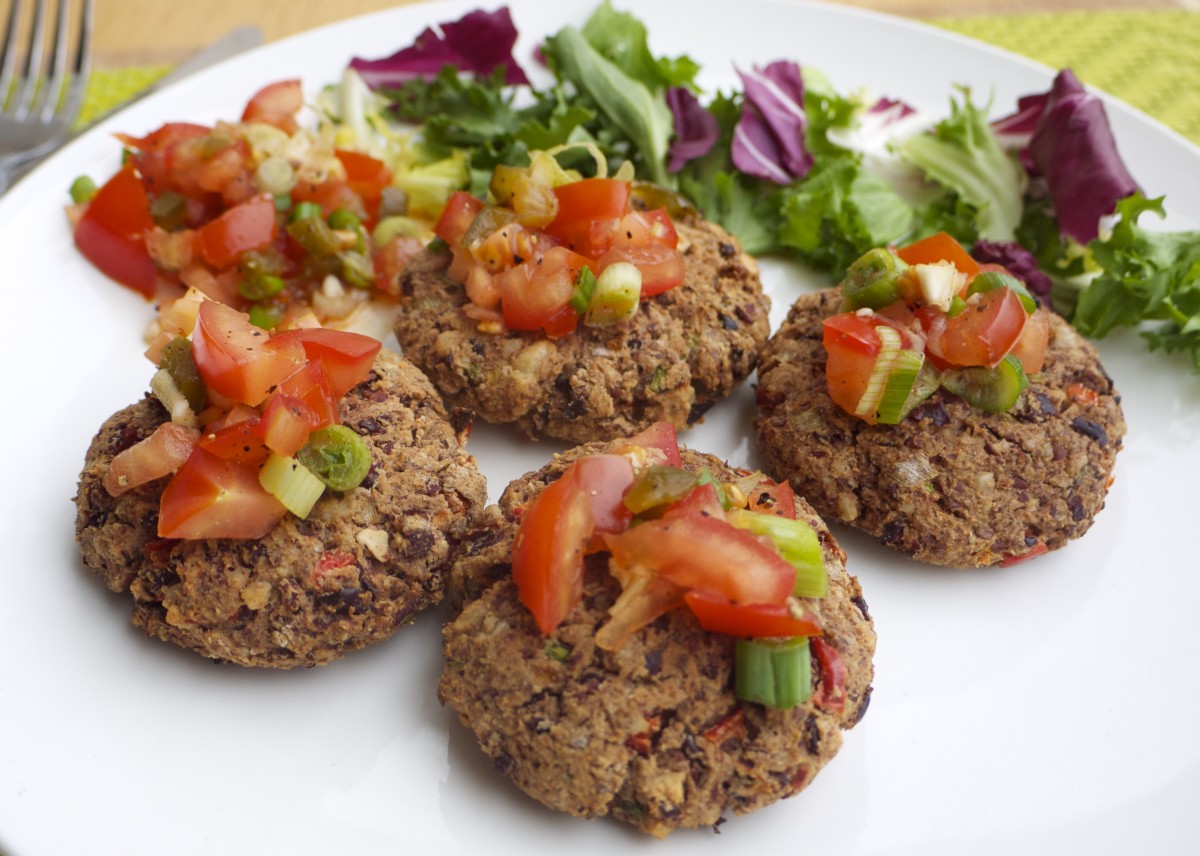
356, 528, 390, 561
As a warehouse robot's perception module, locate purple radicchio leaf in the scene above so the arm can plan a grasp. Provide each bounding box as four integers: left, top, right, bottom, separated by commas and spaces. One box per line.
732, 61, 813, 184
869, 97, 917, 121
666, 86, 719, 172
349, 7, 529, 88
995, 69, 1138, 244
972, 239, 1054, 302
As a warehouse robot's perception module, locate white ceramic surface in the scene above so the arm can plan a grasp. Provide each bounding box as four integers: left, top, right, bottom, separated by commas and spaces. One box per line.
2, 1, 1197, 853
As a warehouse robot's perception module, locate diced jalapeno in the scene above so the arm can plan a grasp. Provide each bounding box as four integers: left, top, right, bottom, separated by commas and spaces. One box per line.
623, 465, 702, 514
297, 425, 372, 492
940, 354, 1029, 412
286, 216, 342, 258
158, 336, 206, 414
338, 251, 375, 290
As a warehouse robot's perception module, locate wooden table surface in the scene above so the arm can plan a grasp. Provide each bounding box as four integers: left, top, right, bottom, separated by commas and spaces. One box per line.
56, 0, 1198, 68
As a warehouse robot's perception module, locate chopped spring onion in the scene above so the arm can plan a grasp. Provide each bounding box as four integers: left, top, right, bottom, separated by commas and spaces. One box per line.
297, 425, 372, 492
854, 324, 903, 420
291, 201, 323, 222
940, 354, 1029, 412
569, 267, 597, 314
735, 636, 813, 709
839, 247, 909, 310
247, 301, 285, 330
259, 454, 326, 518
584, 262, 641, 327
372, 215, 425, 246
725, 509, 827, 598
875, 348, 925, 424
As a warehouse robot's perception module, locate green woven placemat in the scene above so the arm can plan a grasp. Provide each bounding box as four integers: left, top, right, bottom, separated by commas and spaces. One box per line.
79, 10, 1200, 145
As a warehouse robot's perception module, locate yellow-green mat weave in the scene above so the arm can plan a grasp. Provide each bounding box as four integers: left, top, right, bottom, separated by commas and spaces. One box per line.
79, 10, 1200, 146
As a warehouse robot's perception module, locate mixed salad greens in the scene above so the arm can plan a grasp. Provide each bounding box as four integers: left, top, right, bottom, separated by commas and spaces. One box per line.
332, 1, 1200, 371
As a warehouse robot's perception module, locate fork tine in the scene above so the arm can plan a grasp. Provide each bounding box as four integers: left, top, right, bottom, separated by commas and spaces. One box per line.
57, 0, 91, 123
13, 0, 49, 118
0, 0, 23, 110
30, 0, 69, 118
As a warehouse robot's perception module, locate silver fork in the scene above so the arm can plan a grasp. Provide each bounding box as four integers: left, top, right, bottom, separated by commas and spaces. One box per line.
0, 0, 93, 194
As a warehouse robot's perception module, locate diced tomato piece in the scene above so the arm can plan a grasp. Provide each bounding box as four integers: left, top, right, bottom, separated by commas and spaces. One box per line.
274, 327, 381, 398
278, 361, 338, 428
434, 191, 484, 245
895, 231, 981, 277
103, 422, 200, 496
198, 417, 270, 466
373, 234, 424, 296
191, 301, 306, 406
683, 590, 821, 638
570, 454, 635, 536
933, 287, 1027, 368
512, 467, 594, 635
746, 478, 797, 519
335, 149, 393, 208
73, 166, 157, 297
241, 79, 303, 133
541, 304, 579, 339
158, 447, 287, 539
1009, 306, 1049, 375
823, 312, 884, 419
598, 244, 685, 296
663, 481, 725, 520
613, 421, 683, 467
196, 194, 278, 270
810, 637, 847, 713
291, 178, 366, 221
546, 178, 631, 238
496, 246, 591, 332
257, 392, 320, 456
602, 513, 795, 605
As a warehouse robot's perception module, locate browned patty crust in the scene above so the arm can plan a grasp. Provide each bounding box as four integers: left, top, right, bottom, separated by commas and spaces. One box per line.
392, 217, 770, 444
754, 288, 1125, 568
440, 445, 875, 837
75, 350, 488, 668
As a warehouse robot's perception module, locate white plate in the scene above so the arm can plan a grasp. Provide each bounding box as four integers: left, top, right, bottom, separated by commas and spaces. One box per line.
2, 1, 1198, 853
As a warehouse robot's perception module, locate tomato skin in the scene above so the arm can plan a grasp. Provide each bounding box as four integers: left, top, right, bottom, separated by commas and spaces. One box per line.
598, 244, 685, 296
935, 287, 1027, 368
198, 417, 270, 466
1008, 307, 1049, 375
497, 246, 592, 332
158, 447, 287, 540
73, 166, 157, 297
257, 392, 320, 456
278, 361, 338, 429
435, 191, 484, 245
512, 468, 595, 635
822, 312, 884, 419
274, 327, 381, 398
571, 454, 636, 538
241, 79, 303, 133
335, 149, 393, 208
896, 231, 980, 276
602, 513, 795, 605
196, 194, 278, 270
662, 481, 725, 520
191, 301, 306, 406
683, 590, 821, 638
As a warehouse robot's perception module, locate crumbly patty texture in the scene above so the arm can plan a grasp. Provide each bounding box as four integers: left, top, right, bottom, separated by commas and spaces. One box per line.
75, 350, 488, 668
754, 288, 1125, 568
392, 217, 769, 444
439, 446, 876, 837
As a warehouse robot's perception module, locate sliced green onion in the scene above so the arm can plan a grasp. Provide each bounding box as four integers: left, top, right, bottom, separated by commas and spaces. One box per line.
947, 295, 967, 317
854, 324, 903, 420
291, 201, 324, 222
339, 251, 375, 289
69, 175, 97, 204
259, 454, 326, 518
372, 215, 425, 246
569, 266, 597, 314
585, 262, 641, 327
544, 640, 571, 662
896, 361, 942, 421
327, 207, 362, 231
238, 273, 285, 301
839, 247, 909, 310
875, 349, 925, 424
297, 425, 372, 492
158, 336, 206, 414
967, 270, 1038, 313
247, 301, 285, 330
734, 637, 812, 709
273, 193, 293, 213
725, 509, 827, 598
940, 354, 1029, 412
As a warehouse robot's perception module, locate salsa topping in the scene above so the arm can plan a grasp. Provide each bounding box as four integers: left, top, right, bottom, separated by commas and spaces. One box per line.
435, 149, 686, 337
103, 296, 382, 540
510, 422, 833, 709
824, 231, 1051, 423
